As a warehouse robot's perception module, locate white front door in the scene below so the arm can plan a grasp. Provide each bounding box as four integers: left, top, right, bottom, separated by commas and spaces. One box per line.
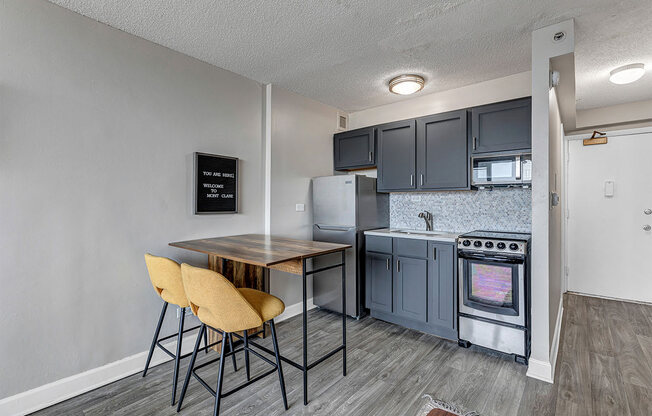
567, 129, 652, 303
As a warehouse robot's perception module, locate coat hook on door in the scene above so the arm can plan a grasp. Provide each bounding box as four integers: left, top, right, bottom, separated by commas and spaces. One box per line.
583, 130, 608, 146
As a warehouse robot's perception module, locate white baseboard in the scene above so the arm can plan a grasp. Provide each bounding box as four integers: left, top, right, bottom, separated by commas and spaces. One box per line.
274, 297, 316, 323
0, 298, 313, 416
526, 298, 564, 384
567, 290, 652, 306
526, 358, 553, 383
549, 298, 564, 383
0, 330, 199, 416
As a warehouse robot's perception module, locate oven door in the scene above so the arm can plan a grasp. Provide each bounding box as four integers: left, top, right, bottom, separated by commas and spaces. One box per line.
458, 251, 525, 327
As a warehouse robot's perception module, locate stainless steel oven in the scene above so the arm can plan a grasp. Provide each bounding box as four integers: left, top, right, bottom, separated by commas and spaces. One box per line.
457, 231, 531, 364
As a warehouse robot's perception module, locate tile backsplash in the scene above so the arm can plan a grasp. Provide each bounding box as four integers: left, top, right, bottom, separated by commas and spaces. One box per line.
390, 188, 531, 233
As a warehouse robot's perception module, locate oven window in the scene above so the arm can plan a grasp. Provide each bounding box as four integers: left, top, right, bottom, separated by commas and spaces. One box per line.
470, 263, 513, 306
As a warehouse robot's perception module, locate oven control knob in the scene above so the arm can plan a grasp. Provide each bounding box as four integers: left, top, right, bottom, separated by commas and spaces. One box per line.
509, 243, 519, 251
497, 242, 506, 250
462, 240, 471, 247
484, 241, 494, 248
473, 241, 482, 248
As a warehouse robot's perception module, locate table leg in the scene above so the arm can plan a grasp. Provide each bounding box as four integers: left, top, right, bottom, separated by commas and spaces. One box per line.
302, 257, 308, 406
341, 250, 347, 377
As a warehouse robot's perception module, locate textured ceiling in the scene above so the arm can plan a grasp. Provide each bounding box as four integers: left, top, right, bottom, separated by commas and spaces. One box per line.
48, 0, 652, 112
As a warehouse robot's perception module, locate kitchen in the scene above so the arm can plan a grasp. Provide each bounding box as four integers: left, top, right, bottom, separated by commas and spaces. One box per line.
2, 1, 652, 416
312, 97, 533, 365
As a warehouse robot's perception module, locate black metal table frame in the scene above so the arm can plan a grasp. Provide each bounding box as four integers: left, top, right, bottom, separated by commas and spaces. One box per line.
246, 249, 347, 405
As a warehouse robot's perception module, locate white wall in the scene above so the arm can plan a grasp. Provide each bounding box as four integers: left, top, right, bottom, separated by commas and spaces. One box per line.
576, 99, 652, 130
269, 85, 341, 307
566, 128, 652, 303
548, 88, 564, 345
0, 0, 264, 399
348, 71, 531, 129
528, 20, 574, 383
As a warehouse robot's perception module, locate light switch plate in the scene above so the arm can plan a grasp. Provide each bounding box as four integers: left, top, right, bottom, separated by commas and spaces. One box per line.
295, 203, 305, 212
604, 180, 614, 197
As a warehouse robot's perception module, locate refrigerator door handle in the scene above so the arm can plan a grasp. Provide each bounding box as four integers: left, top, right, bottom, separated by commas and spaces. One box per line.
315, 224, 355, 232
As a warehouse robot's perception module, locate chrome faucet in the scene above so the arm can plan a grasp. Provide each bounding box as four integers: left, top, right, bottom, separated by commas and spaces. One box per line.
418, 211, 433, 231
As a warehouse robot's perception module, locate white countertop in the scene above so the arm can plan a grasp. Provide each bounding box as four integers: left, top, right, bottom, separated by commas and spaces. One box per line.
364, 228, 459, 243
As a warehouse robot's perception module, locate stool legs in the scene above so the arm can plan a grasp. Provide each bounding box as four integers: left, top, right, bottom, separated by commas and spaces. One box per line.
269, 320, 288, 410
213, 330, 228, 416
171, 307, 186, 405
243, 330, 250, 381
228, 334, 238, 372
143, 301, 168, 377
176, 324, 205, 412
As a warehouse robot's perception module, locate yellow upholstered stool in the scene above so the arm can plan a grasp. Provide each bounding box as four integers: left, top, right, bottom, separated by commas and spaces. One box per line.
143, 254, 237, 406
176, 263, 289, 416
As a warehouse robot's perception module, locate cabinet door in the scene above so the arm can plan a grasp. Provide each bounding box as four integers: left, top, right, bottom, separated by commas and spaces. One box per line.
377, 120, 416, 191
427, 242, 456, 330
471, 97, 531, 154
395, 256, 428, 323
333, 127, 375, 170
366, 252, 393, 313
417, 110, 469, 190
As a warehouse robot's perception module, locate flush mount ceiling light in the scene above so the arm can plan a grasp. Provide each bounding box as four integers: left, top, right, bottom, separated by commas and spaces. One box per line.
609, 63, 645, 85
389, 74, 425, 95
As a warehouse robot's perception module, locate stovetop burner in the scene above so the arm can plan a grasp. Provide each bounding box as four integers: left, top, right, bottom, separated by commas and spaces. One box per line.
460, 230, 531, 242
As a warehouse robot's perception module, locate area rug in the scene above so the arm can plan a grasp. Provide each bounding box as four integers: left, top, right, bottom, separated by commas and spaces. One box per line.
418, 394, 481, 416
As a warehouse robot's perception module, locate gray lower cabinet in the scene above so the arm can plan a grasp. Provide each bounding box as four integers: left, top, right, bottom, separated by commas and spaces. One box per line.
366, 251, 393, 313
395, 256, 428, 323
333, 127, 375, 170
428, 242, 457, 337
365, 235, 457, 340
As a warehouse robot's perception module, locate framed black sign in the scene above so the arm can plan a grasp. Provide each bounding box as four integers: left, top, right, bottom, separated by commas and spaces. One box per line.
194, 152, 238, 214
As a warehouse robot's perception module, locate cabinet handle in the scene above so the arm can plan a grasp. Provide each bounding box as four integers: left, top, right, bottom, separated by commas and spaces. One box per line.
473, 137, 477, 150
386, 258, 390, 270
396, 259, 400, 273
369, 151, 373, 162
410, 175, 414, 186
420, 174, 424, 186
433, 247, 437, 260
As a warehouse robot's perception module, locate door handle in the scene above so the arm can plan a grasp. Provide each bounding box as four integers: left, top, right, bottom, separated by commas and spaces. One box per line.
396, 259, 400, 273
645, 209, 652, 215
386, 258, 390, 270
473, 137, 477, 150
315, 224, 353, 232
433, 247, 437, 260
369, 151, 373, 162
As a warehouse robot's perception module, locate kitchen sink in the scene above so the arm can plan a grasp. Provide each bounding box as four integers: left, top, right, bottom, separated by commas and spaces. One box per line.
390, 229, 450, 236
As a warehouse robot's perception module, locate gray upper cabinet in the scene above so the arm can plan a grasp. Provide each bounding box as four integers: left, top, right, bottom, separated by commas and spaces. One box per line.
333, 127, 375, 170
416, 110, 469, 190
471, 97, 532, 154
395, 256, 428, 323
377, 120, 416, 192
428, 242, 457, 338
366, 251, 393, 313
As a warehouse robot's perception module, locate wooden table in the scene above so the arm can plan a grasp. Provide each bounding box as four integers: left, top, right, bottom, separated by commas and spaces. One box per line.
169, 234, 351, 405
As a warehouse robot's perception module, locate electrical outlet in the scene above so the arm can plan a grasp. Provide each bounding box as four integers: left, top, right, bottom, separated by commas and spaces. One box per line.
295, 203, 305, 212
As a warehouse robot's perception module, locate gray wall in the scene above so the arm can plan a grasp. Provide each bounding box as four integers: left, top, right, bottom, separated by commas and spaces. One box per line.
0, 0, 264, 397
269, 86, 340, 306
390, 189, 532, 233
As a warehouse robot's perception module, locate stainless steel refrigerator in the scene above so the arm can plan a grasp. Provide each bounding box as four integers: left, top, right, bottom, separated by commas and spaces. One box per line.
311, 175, 388, 318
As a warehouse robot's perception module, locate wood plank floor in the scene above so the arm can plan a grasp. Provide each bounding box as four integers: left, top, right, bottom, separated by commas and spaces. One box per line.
32, 293, 652, 416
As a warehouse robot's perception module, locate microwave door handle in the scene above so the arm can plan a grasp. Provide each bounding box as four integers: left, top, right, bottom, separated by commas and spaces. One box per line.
515, 155, 521, 180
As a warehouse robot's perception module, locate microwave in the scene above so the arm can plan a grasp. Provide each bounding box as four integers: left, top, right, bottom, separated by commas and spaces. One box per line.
471, 153, 532, 188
